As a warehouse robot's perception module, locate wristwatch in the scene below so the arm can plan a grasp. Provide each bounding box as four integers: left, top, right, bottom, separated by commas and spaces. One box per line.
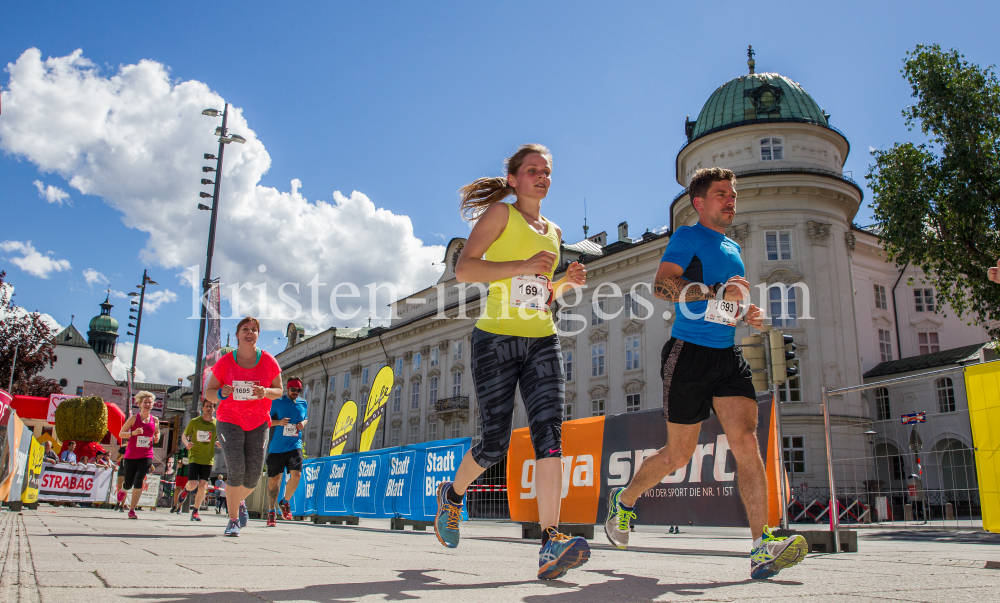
712, 282, 726, 298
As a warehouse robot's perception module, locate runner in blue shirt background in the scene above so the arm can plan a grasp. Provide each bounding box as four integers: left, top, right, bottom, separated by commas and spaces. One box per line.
265, 377, 308, 526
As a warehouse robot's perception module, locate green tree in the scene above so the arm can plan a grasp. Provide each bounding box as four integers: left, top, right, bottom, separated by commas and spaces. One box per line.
0, 271, 62, 396
867, 44, 1000, 337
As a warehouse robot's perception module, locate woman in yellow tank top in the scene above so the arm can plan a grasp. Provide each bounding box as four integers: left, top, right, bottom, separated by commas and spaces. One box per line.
431, 144, 590, 580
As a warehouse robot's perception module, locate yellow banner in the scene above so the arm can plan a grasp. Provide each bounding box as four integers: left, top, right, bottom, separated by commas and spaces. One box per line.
21, 438, 43, 504
329, 400, 357, 456
965, 360, 1000, 533
358, 366, 393, 452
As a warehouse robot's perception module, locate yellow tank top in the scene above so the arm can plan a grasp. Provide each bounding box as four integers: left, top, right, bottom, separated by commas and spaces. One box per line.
475, 204, 560, 338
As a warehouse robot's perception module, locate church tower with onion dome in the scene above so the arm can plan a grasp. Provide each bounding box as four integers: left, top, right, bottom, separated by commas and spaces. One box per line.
86, 291, 119, 371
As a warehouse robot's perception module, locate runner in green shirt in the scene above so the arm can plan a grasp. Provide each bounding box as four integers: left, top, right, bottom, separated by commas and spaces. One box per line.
176, 400, 221, 521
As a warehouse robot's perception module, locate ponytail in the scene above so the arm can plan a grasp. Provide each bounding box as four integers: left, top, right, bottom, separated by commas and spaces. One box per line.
458, 143, 552, 221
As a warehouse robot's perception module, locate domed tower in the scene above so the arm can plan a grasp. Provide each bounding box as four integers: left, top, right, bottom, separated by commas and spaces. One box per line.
673, 49, 865, 487
87, 292, 119, 370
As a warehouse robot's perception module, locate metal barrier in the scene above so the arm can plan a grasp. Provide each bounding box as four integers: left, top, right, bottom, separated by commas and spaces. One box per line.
819, 366, 981, 550
466, 441, 510, 521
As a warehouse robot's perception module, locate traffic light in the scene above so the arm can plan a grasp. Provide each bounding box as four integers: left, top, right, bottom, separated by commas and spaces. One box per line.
783, 334, 797, 381
770, 330, 797, 385
741, 334, 769, 392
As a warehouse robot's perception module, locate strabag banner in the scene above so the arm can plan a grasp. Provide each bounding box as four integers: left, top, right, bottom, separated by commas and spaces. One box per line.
38, 464, 114, 502
290, 437, 470, 521
507, 402, 782, 527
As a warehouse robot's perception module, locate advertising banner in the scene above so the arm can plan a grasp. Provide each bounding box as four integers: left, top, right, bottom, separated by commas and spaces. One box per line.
0, 388, 11, 421
330, 401, 357, 456
205, 281, 221, 366
137, 473, 161, 507
506, 403, 776, 527
38, 464, 114, 502
358, 367, 392, 452
21, 438, 43, 504
290, 437, 470, 521
1, 412, 31, 502
965, 361, 1000, 533
46, 393, 78, 423
83, 381, 165, 417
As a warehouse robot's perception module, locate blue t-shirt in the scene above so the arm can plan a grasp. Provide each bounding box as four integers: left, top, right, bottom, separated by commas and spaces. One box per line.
662, 223, 745, 349
268, 396, 309, 454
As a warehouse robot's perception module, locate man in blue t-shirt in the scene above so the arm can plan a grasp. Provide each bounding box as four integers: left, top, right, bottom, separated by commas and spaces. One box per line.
603, 167, 808, 580
265, 377, 308, 526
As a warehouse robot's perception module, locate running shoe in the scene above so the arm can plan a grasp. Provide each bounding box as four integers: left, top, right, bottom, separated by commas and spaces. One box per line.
537, 527, 591, 580
178, 489, 189, 504
224, 519, 240, 537
279, 500, 292, 521
750, 527, 808, 579
128, 510, 137, 520
116, 489, 126, 503
238, 501, 248, 528
267, 510, 277, 527
603, 486, 635, 549
191, 509, 201, 522
433, 481, 462, 549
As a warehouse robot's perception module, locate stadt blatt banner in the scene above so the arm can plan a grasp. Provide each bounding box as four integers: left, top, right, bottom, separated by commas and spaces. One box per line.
38, 464, 114, 502
290, 437, 470, 521
507, 402, 778, 527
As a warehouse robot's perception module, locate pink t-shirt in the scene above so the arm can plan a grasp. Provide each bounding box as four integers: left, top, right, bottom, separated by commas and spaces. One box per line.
212, 349, 282, 431
124, 413, 157, 459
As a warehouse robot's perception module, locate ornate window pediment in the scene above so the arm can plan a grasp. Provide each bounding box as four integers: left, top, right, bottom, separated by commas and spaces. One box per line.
762, 268, 804, 286
565, 391, 576, 404
806, 221, 832, 245
588, 385, 609, 399
873, 316, 893, 330
560, 336, 576, 349
623, 379, 645, 395
391, 419, 402, 428
450, 363, 464, 373
341, 390, 350, 399
726, 223, 749, 243
410, 376, 422, 385
589, 329, 608, 344
622, 319, 643, 336
427, 368, 441, 379
408, 416, 421, 426
913, 317, 944, 330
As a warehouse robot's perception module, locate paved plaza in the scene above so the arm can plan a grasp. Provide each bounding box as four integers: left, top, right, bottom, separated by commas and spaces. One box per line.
1, 508, 998, 602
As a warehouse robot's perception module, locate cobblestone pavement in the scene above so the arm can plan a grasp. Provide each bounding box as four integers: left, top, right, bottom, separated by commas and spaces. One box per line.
2, 507, 998, 602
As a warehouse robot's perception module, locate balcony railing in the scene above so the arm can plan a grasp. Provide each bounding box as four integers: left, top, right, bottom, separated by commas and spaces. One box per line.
434, 395, 470, 412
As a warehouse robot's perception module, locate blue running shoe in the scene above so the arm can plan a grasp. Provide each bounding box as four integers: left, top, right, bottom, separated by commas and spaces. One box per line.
433, 481, 462, 548
537, 527, 591, 580
224, 519, 240, 537
750, 527, 808, 579
238, 501, 248, 528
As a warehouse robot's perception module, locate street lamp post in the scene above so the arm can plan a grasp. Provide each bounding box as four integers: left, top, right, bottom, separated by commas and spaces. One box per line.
126, 270, 157, 418
188, 103, 245, 424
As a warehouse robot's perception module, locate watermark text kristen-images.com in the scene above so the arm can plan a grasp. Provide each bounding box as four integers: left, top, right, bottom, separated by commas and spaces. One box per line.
185, 265, 811, 336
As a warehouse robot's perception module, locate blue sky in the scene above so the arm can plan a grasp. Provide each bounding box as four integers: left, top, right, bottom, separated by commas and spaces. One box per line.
2, 1, 998, 385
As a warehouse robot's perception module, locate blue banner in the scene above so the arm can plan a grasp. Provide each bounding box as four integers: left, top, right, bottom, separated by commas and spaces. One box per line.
289, 438, 470, 521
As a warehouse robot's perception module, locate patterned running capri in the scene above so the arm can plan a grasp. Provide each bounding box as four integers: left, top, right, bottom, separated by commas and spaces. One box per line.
469, 328, 565, 468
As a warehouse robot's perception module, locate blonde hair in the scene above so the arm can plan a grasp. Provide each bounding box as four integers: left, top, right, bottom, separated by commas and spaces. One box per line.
134, 391, 155, 405
459, 143, 552, 221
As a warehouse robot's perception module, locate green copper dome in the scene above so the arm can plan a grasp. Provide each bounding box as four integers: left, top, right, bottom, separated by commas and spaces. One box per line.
686, 72, 829, 142
88, 313, 118, 333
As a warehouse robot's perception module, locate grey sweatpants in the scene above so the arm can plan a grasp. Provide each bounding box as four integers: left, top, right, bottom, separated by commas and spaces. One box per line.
217, 421, 268, 489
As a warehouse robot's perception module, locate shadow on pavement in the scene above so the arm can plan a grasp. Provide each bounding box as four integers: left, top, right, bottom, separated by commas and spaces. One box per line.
53, 533, 220, 539
524, 569, 802, 602
862, 530, 1000, 545
469, 536, 746, 558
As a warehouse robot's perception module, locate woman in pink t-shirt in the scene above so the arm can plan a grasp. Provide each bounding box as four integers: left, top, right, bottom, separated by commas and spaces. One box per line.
206, 316, 283, 537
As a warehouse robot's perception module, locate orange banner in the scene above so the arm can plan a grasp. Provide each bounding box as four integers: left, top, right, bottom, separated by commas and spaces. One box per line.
506, 416, 604, 524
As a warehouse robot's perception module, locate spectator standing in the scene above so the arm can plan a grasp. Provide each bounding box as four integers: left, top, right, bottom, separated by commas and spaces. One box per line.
59, 441, 77, 464
43, 442, 59, 464
215, 476, 227, 514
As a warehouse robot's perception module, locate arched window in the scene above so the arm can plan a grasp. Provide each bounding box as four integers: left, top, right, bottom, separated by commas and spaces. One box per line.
874, 387, 891, 421
452, 371, 462, 397
760, 137, 784, 161
936, 378, 956, 413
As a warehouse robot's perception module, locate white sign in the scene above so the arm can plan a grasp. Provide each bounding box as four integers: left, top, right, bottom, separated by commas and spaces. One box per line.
38, 464, 114, 502
46, 393, 78, 423
137, 473, 161, 508
232, 381, 254, 401
82, 381, 165, 417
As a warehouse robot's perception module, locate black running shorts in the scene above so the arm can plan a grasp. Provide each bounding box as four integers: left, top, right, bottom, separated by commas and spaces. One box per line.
660, 337, 756, 424
122, 457, 152, 491
187, 462, 212, 482
266, 448, 304, 478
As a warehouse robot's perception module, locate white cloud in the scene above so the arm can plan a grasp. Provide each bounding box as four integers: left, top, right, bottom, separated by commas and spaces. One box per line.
33, 180, 70, 205
142, 289, 177, 312
83, 268, 109, 286
0, 282, 63, 332
0, 49, 444, 331
113, 341, 194, 386
0, 240, 72, 279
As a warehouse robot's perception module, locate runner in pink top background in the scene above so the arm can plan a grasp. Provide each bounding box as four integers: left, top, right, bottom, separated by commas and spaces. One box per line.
206, 316, 283, 537
117, 391, 160, 519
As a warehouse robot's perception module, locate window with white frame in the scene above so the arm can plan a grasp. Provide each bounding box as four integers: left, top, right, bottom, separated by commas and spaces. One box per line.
591, 342, 606, 377
778, 375, 801, 403
878, 329, 893, 362
329, 376, 336, 392
623, 292, 642, 319
453, 340, 463, 361
395, 358, 403, 375
391, 428, 400, 447
563, 350, 574, 382
452, 371, 462, 397
625, 335, 641, 370
408, 424, 419, 444
592, 399, 606, 417
343, 371, 350, 389
873, 284, 888, 310
781, 435, 806, 474
769, 286, 798, 328
428, 421, 437, 441
392, 385, 402, 413
936, 377, 956, 413
765, 230, 792, 261
362, 367, 369, 384
914, 288, 935, 312
626, 394, 641, 413
429, 376, 438, 404
450, 419, 461, 439
874, 387, 891, 421
591, 299, 605, 325
918, 332, 940, 355
410, 382, 420, 409
760, 137, 784, 161
431, 347, 439, 367
413, 352, 421, 371
564, 403, 574, 421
